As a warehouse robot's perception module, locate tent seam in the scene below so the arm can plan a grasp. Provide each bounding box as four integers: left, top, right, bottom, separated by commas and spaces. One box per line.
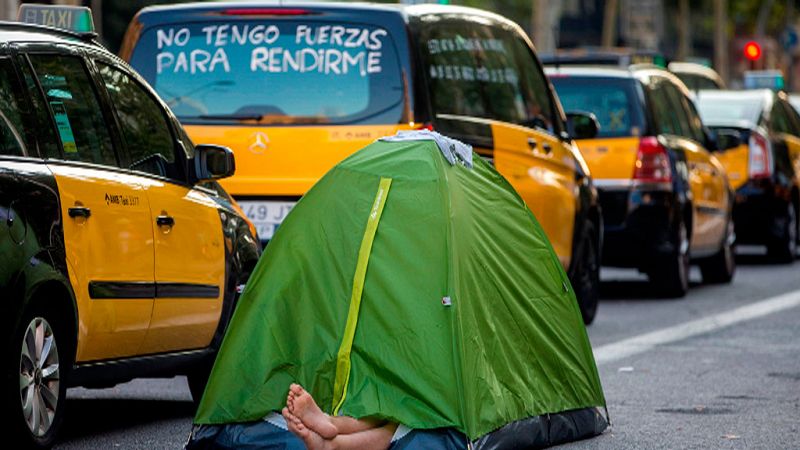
331, 177, 393, 415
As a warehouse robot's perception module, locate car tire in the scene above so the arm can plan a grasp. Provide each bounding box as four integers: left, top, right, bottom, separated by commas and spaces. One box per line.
187, 360, 213, 408
649, 220, 690, 298
767, 201, 797, 264
699, 220, 736, 284
569, 223, 600, 325
5, 302, 71, 449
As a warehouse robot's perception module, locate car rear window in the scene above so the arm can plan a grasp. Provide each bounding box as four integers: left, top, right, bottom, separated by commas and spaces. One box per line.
674, 72, 721, 91
129, 20, 405, 125
695, 96, 763, 127
550, 76, 645, 138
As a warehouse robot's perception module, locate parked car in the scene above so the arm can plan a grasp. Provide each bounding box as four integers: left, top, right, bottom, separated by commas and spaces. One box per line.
122, 3, 604, 323
0, 6, 261, 448
696, 89, 800, 262
788, 93, 800, 115
547, 65, 736, 297
668, 61, 726, 91
540, 46, 666, 68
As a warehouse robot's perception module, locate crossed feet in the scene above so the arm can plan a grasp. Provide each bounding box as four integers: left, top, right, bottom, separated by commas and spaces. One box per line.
282, 383, 337, 450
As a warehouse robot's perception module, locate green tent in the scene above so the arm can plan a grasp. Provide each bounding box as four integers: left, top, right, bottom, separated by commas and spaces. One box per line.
193, 131, 607, 447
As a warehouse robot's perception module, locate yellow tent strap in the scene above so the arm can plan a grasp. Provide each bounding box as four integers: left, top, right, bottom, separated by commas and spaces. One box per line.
332, 177, 392, 415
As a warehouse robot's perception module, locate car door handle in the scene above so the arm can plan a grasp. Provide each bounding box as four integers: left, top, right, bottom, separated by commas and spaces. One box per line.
68, 206, 91, 219
156, 215, 175, 227
527, 137, 537, 150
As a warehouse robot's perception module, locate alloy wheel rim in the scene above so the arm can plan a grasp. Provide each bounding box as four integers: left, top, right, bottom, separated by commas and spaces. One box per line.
19, 317, 60, 437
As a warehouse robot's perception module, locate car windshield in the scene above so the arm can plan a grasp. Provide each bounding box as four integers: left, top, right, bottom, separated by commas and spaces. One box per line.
550, 76, 645, 138
129, 20, 405, 125
695, 95, 763, 126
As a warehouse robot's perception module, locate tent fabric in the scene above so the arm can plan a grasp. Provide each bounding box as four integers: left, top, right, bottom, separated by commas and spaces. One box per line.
193, 136, 606, 443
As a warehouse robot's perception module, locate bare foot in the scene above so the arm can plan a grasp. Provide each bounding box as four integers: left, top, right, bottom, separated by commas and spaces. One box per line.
284, 407, 329, 450
288, 384, 338, 439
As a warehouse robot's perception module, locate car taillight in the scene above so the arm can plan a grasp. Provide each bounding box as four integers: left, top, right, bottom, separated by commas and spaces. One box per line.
748, 131, 772, 179
633, 136, 672, 183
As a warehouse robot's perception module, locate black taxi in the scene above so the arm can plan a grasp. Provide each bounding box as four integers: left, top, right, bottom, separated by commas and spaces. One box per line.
0, 6, 260, 448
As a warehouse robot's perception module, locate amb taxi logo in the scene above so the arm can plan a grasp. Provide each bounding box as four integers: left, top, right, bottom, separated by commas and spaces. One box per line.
249, 131, 270, 154
105, 193, 140, 207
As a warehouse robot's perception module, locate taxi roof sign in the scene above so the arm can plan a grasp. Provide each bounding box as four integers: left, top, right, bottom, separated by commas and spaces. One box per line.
18, 4, 95, 34
744, 70, 785, 91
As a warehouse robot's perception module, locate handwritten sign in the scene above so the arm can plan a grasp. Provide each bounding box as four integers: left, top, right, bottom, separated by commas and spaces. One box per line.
155, 24, 387, 77
424, 35, 518, 86
428, 64, 518, 85
427, 37, 507, 55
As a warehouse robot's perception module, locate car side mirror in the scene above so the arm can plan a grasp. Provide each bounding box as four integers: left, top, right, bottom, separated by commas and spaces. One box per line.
194, 144, 235, 182
566, 111, 600, 140
712, 129, 743, 152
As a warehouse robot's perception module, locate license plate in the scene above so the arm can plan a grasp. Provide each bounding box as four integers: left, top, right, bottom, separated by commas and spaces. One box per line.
238, 200, 296, 241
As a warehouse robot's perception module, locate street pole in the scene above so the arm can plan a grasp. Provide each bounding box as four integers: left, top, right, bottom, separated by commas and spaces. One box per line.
714, 0, 729, 84
91, 0, 103, 41
533, 0, 560, 53
602, 0, 619, 48
677, 0, 690, 60
786, 0, 795, 91
1, 0, 18, 20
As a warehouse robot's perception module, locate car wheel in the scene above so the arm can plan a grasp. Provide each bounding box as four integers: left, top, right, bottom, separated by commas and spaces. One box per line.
649, 220, 690, 298
6, 305, 70, 449
699, 220, 736, 284
767, 201, 797, 264
569, 223, 600, 325
187, 360, 213, 408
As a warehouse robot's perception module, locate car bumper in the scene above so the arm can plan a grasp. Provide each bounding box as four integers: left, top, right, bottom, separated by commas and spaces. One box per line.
732, 178, 791, 245
599, 186, 681, 268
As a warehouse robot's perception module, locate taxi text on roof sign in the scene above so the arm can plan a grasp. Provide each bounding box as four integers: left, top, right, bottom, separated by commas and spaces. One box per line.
17, 4, 95, 34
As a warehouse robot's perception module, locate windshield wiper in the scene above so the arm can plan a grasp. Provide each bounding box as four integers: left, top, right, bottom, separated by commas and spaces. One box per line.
196, 113, 264, 121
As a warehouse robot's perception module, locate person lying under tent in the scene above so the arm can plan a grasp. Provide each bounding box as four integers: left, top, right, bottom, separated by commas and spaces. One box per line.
282, 383, 401, 450
185, 131, 609, 450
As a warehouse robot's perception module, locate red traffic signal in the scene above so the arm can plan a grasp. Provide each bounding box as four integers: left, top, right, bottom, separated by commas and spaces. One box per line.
744, 41, 762, 61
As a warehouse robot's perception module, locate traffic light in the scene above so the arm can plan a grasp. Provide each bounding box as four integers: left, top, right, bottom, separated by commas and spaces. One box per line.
744, 41, 762, 61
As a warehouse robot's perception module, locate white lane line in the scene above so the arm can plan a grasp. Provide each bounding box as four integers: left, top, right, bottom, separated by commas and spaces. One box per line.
593, 289, 800, 365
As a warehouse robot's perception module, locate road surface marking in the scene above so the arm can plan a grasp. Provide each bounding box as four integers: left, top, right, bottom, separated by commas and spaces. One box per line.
593, 289, 800, 365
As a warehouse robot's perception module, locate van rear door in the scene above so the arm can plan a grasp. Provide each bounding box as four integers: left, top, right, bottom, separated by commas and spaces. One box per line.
123, 6, 413, 241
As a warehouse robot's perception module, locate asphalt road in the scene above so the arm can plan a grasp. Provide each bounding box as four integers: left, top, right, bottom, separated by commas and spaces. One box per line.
56, 248, 800, 449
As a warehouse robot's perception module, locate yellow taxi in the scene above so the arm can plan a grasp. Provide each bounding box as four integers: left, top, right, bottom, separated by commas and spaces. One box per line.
122, 3, 604, 323
0, 6, 260, 448
547, 65, 736, 297
696, 89, 800, 262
